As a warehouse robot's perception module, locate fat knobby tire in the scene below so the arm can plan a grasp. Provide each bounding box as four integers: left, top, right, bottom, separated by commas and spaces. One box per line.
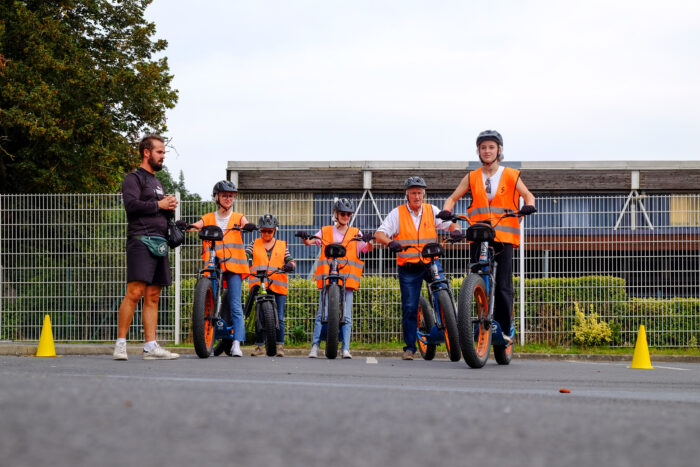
417, 296, 436, 360
193, 278, 216, 358
260, 300, 278, 357
437, 289, 461, 362
494, 317, 514, 365
213, 339, 232, 356
325, 284, 341, 360
458, 274, 491, 368
493, 342, 513, 365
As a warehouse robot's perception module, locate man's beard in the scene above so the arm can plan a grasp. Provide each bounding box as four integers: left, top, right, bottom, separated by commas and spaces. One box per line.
148, 155, 163, 172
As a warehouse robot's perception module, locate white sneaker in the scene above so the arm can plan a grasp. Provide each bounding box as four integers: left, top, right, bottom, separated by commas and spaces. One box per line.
113, 341, 128, 361
342, 349, 352, 359
232, 340, 243, 357
308, 344, 319, 358
142, 343, 179, 360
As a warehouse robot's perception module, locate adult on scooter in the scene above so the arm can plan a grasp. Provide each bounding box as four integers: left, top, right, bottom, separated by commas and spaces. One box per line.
374, 177, 461, 360
245, 213, 295, 357
440, 130, 536, 345
189, 180, 255, 357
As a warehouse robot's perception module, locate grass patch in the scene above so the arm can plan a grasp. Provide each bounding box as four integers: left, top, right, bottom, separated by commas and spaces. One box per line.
515, 343, 700, 356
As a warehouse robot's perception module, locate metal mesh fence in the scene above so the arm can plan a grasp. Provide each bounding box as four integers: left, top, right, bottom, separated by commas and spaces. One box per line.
1, 192, 698, 347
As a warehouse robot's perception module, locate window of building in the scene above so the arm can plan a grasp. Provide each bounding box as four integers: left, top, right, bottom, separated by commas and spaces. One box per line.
670, 195, 700, 226
235, 192, 314, 226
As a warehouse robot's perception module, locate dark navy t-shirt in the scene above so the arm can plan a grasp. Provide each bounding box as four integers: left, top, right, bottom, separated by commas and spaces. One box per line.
121, 167, 169, 237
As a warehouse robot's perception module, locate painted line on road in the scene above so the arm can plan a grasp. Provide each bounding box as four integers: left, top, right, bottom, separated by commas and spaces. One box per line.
653, 365, 689, 371
568, 360, 690, 371
93, 373, 700, 404
366, 357, 378, 364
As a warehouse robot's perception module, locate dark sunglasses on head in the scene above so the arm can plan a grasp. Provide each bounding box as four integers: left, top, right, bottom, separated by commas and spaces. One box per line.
260, 229, 275, 234
338, 212, 352, 217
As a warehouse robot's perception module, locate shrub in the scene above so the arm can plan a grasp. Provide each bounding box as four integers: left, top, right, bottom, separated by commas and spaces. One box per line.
571, 302, 613, 347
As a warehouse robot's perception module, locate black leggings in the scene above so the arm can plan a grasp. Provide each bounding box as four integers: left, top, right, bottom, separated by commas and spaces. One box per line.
469, 242, 514, 334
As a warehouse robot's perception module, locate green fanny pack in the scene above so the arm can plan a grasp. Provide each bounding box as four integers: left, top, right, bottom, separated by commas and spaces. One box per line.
136, 235, 169, 257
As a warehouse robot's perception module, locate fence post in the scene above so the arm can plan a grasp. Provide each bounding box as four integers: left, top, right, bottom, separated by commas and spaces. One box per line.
174, 192, 181, 344
0, 195, 3, 337
519, 198, 525, 346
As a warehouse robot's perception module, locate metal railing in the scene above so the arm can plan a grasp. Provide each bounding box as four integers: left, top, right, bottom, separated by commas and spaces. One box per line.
1, 192, 698, 347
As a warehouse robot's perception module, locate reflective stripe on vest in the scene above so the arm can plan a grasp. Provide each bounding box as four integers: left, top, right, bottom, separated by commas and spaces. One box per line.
467, 167, 522, 247
314, 225, 364, 290
394, 203, 437, 266
248, 238, 288, 295
201, 212, 250, 276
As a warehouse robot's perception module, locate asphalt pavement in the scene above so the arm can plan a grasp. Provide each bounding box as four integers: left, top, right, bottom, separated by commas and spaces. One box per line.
1, 352, 699, 467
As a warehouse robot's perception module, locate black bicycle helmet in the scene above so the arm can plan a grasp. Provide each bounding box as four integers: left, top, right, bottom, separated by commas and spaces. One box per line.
404, 176, 427, 190
476, 130, 503, 147
333, 198, 355, 213
212, 180, 237, 196
258, 213, 279, 229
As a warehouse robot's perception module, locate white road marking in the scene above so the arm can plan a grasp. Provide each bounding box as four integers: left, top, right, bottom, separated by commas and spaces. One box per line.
84, 374, 700, 404
653, 365, 689, 371
366, 357, 378, 364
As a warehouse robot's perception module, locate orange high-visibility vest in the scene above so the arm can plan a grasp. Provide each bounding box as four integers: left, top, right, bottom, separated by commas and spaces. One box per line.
467, 167, 522, 247
201, 212, 250, 277
394, 203, 438, 266
248, 238, 288, 295
314, 226, 364, 290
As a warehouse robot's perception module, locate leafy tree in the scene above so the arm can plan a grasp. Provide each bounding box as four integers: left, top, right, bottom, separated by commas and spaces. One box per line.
0, 0, 178, 194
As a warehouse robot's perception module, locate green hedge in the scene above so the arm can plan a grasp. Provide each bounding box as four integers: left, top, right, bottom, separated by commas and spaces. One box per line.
175, 274, 700, 347
625, 298, 700, 347
515, 275, 629, 346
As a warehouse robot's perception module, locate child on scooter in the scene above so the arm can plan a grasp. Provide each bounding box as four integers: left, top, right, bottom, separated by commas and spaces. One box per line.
299, 198, 372, 359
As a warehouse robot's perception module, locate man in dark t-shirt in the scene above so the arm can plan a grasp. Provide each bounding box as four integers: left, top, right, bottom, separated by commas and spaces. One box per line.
113, 134, 180, 361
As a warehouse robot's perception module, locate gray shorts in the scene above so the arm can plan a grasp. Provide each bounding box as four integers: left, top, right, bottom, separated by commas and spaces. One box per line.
126, 237, 172, 286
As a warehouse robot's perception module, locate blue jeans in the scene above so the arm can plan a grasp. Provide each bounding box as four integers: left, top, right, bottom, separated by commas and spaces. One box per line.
255, 292, 286, 346
224, 272, 245, 343
398, 259, 446, 353
312, 288, 354, 351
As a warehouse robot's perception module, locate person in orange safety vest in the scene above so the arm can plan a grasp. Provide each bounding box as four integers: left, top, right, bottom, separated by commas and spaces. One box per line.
440, 130, 536, 348
245, 213, 295, 357
300, 198, 373, 359
374, 177, 462, 361
189, 180, 256, 357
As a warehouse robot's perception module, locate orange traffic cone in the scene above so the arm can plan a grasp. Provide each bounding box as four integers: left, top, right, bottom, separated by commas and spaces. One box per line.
35, 314, 58, 357
628, 325, 653, 369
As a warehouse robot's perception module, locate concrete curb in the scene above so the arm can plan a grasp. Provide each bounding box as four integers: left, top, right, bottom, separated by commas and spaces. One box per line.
2, 342, 700, 362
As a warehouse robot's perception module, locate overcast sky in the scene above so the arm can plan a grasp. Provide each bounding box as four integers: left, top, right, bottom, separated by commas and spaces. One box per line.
145, 0, 700, 198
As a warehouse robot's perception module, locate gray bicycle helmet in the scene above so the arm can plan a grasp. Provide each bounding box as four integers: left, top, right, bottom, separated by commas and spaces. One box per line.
333, 198, 355, 213
476, 130, 504, 162
258, 213, 279, 229
404, 176, 427, 190
212, 180, 237, 197
476, 130, 503, 147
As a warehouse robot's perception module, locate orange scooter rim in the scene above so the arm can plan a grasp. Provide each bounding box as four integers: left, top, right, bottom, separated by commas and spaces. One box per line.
440, 307, 451, 353
204, 289, 214, 348
474, 286, 490, 357
417, 306, 428, 353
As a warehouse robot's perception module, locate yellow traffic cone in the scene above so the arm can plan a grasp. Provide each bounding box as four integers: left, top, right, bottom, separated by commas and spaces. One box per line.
628, 324, 653, 369
35, 314, 58, 357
